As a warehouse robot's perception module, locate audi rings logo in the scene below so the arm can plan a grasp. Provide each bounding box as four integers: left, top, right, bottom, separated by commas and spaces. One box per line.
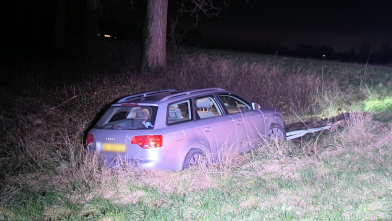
106, 137, 116, 141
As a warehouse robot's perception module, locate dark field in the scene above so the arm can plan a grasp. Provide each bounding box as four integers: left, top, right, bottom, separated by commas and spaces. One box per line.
1, 42, 391, 220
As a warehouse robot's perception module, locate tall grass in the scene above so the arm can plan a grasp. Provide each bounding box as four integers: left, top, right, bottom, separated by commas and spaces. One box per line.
2, 114, 391, 220
0, 43, 391, 220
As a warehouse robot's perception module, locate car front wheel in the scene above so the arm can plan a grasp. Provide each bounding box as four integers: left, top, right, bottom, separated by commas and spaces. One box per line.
268, 123, 286, 141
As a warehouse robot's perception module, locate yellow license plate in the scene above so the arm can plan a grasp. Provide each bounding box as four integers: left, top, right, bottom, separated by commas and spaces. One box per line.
102, 143, 126, 152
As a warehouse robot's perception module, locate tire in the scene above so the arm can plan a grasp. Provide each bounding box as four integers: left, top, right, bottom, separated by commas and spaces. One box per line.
183, 149, 207, 169
268, 123, 286, 141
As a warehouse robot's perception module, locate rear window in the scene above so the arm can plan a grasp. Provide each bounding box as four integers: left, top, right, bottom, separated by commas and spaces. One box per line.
96, 106, 157, 129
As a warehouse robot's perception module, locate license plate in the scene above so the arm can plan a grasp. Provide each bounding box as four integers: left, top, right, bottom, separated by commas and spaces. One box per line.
102, 143, 126, 152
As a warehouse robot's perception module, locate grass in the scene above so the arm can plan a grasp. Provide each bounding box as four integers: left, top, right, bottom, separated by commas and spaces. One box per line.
1, 42, 392, 220
2, 133, 391, 220
363, 96, 392, 122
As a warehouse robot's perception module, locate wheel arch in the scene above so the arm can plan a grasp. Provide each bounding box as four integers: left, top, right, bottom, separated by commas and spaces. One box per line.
180, 143, 211, 169
266, 112, 285, 131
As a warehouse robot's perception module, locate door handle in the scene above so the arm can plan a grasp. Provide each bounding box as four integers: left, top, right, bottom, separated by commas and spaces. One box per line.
204, 126, 212, 132
235, 120, 242, 125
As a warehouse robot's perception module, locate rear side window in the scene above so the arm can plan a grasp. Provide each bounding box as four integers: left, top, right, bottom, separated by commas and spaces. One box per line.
167, 100, 192, 124
218, 94, 251, 114
194, 96, 223, 119
96, 106, 157, 129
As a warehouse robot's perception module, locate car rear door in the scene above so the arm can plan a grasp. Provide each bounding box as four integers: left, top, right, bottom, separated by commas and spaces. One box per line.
194, 95, 237, 162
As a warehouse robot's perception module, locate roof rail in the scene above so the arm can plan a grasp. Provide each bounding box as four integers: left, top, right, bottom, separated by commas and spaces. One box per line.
118, 89, 177, 103
160, 88, 225, 101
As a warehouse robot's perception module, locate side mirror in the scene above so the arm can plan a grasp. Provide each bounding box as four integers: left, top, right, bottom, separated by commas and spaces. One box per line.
252, 103, 261, 110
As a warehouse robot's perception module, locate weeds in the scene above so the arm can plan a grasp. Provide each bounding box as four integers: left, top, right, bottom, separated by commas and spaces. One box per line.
1, 44, 392, 220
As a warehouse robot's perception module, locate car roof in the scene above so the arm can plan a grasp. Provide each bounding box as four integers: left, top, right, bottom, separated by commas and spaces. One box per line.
117, 88, 227, 104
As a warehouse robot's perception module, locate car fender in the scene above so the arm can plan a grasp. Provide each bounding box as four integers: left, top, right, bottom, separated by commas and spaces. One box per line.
266, 116, 285, 131
258, 109, 285, 134
179, 140, 211, 159
178, 141, 211, 166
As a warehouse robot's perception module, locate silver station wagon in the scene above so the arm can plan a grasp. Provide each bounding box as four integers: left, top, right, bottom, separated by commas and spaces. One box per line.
85, 88, 285, 171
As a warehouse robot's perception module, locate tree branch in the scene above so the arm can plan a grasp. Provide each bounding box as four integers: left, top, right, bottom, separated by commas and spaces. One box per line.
179, 0, 231, 24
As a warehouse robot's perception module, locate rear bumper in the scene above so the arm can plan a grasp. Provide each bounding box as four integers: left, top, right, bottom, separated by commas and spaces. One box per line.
101, 154, 184, 171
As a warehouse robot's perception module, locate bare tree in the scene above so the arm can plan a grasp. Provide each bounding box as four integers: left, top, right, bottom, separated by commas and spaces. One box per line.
179, 0, 226, 24
167, 17, 186, 58
141, 0, 227, 72
141, 0, 169, 72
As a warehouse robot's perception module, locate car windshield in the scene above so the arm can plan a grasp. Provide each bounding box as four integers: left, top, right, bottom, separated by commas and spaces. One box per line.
96, 106, 157, 130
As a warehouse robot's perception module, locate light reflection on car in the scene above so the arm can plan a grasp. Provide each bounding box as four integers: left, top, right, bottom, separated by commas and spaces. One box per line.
86, 88, 286, 171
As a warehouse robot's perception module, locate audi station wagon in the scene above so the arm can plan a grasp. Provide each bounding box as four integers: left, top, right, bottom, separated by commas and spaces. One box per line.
85, 88, 286, 171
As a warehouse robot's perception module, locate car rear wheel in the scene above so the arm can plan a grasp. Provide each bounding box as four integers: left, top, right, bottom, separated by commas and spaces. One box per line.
268, 123, 286, 141
183, 149, 207, 169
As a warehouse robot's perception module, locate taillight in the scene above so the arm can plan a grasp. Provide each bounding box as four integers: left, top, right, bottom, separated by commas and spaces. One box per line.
86, 133, 94, 146
131, 135, 163, 149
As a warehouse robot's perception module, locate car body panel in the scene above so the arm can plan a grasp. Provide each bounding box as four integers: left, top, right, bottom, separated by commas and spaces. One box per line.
196, 115, 237, 162
86, 88, 286, 171
161, 121, 210, 171
244, 110, 267, 149
226, 112, 250, 152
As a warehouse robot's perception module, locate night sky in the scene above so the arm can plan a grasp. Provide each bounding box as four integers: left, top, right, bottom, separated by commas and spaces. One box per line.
3, 0, 392, 55
191, 0, 392, 53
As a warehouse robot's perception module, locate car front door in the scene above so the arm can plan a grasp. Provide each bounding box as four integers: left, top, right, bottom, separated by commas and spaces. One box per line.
218, 93, 266, 151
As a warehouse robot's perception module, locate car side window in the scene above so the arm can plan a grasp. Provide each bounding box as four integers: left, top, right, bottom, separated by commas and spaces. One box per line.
194, 96, 223, 119
167, 100, 192, 124
219, 94, 251, 114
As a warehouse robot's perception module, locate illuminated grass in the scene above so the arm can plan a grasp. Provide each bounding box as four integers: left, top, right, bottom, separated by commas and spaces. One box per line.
362, 97, 392, 122
3, 140, 391, 220
1, 46, 392, 220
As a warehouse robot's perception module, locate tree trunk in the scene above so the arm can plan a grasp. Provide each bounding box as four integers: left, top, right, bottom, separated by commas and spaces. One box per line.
141, 0, 168, 72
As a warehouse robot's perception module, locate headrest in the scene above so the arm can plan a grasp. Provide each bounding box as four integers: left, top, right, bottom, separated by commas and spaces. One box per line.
169, 104, 178, 110
196, 98, 212, 109
168, 108, 182, 118
134, 108, 150, 118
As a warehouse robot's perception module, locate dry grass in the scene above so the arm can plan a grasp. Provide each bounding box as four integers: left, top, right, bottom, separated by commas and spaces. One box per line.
1, 45, 392, 220
2, 116, 391, 220
163, 53, 322, 114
